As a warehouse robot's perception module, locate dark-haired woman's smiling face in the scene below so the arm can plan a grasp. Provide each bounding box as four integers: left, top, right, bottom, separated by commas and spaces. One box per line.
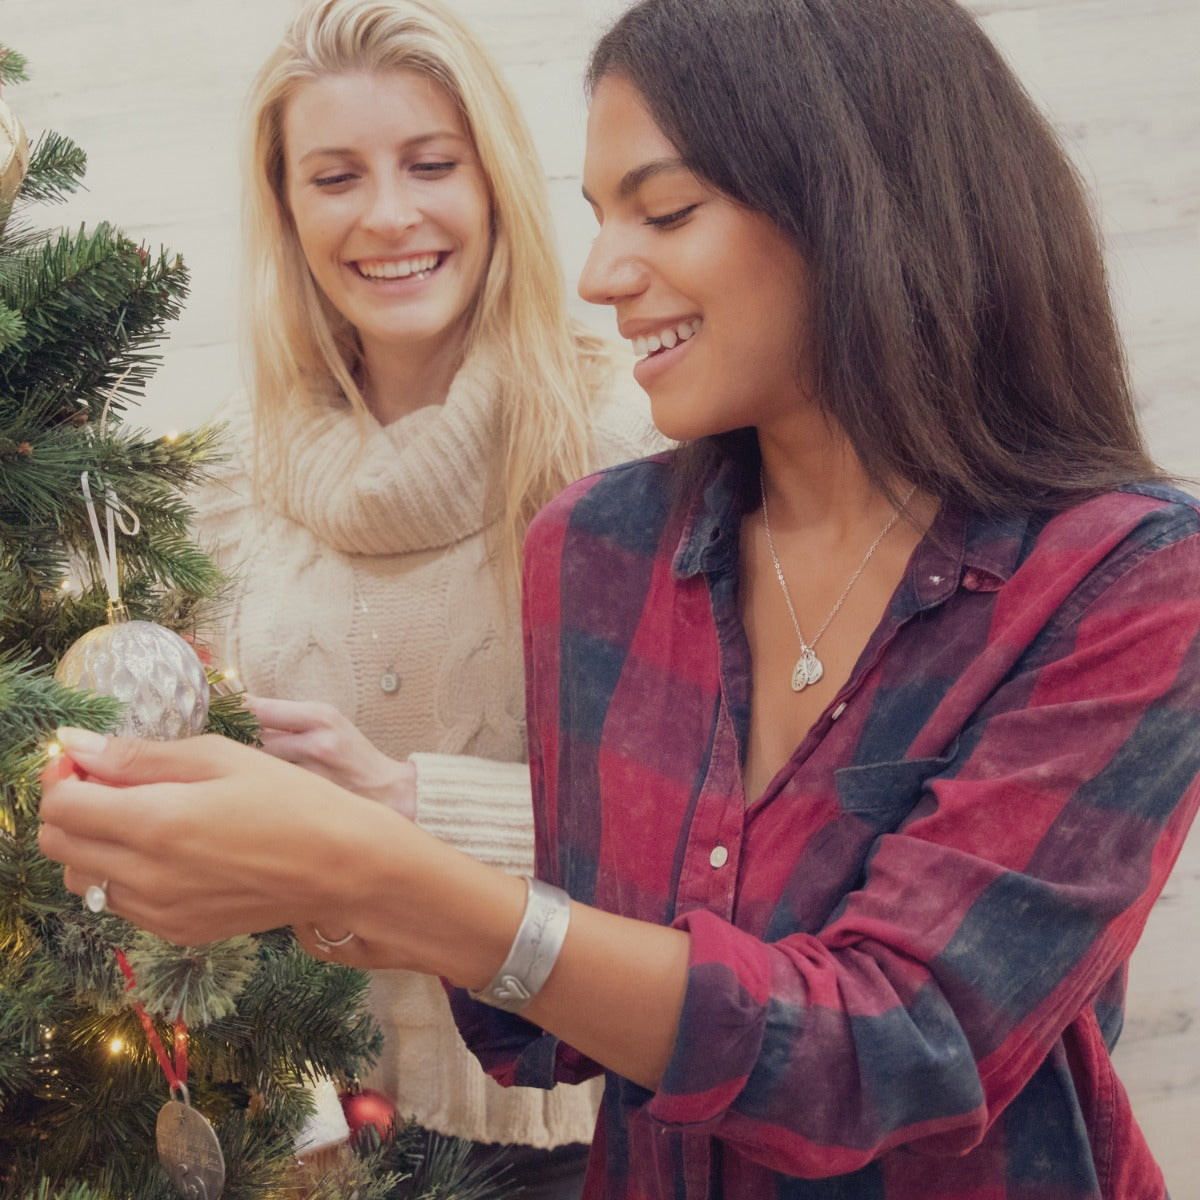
579, 74, 816, 442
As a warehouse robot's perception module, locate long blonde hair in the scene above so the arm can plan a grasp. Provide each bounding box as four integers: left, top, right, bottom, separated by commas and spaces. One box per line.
242, 0, 607, 575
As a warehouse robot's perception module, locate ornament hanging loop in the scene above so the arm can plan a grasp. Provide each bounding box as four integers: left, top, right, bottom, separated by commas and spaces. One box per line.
80, 468, 140, 615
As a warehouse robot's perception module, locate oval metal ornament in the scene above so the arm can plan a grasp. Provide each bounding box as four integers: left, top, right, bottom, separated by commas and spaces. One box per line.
156, 1097, 226, 1200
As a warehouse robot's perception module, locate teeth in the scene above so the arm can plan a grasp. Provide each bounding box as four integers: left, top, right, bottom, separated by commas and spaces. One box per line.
631, 319, 701, 359
357, 253, 440, 279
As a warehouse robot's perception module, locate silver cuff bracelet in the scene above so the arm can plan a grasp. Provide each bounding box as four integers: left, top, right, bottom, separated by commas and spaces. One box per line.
469, 875, 571, 1013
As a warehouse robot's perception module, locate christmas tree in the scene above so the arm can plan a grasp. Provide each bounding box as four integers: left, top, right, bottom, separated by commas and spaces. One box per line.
0, 48, 515, 1200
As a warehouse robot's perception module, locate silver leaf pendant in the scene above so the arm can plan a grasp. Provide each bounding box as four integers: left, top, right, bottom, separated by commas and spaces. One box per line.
791, 650, 824, 692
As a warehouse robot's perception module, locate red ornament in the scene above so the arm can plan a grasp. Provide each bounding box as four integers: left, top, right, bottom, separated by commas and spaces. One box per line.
339, 1087, 397, 1147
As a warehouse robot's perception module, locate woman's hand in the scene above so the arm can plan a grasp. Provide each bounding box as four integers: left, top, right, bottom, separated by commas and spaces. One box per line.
248, 696, 417, 820
38, 729, 691, 1088
37, 727, 399, 952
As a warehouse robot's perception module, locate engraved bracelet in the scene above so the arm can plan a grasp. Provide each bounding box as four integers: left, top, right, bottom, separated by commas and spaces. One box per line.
469, 876, 571, 1013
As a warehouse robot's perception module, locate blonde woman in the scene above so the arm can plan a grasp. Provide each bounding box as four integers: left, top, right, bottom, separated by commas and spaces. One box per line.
191, 0, 656, 1193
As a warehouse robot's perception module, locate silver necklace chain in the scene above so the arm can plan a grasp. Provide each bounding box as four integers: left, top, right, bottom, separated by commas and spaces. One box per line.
358, 590, 400, 694
759, 467, 914, 692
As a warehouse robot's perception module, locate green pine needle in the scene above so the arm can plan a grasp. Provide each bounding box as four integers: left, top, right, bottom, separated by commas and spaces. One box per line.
18, 132, 87, 206
0, 45, 29, 86
124, 933, 260, 1027
0, 302, 25, 350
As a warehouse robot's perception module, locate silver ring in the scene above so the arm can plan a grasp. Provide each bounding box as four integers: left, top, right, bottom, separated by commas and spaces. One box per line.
83, 880, 109, 914
312, 924, 356, 954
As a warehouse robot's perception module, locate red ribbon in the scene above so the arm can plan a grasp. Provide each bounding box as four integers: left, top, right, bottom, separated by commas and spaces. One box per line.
113, 946, 188, 1094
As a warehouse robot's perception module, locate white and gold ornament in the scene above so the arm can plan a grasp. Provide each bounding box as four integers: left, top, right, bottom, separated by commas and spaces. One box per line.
54, 472, 210, 740
56, 609, 209, 740
0, 93, 30, 205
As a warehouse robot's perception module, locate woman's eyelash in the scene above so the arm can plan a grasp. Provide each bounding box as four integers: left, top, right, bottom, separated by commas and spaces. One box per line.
645, 205, 698, 228
312, 161, 457, 187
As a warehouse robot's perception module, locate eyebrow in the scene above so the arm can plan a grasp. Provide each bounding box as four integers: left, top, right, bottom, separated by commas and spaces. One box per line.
295, 130, 470, 166
581, 156, 690, 205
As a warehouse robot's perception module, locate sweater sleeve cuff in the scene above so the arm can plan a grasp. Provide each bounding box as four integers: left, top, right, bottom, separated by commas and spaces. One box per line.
408, 753, 535, 875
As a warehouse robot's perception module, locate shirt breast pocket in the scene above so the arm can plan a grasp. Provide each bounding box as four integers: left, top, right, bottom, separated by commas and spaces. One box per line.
833, 746, 958, 835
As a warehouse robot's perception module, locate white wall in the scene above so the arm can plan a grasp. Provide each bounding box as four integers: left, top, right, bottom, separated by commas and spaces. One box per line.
4, 0, 1198, 1191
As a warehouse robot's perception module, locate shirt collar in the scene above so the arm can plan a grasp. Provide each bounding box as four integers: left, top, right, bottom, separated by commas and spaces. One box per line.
670, 454, 1031, 607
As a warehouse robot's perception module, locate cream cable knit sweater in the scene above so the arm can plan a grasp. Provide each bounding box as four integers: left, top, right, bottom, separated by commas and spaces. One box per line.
191, 350, 659, 1149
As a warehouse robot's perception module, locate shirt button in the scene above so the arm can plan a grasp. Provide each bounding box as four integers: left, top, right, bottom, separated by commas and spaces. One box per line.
710, 845, 729, 869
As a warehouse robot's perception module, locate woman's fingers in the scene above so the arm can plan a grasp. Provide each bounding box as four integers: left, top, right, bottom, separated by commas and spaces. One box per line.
257, 728, 321, 765
50, 727, 245, 786
245, 695, 334, 734
40, 773, 170, 850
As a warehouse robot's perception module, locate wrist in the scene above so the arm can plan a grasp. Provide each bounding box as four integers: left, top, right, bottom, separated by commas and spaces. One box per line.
360, 756, 417, 820
310, 805, 527, 983
469, 876, 572, 1011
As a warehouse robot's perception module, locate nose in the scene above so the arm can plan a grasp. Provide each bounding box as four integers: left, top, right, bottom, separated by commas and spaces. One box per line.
361, 175, 420, 237
578, 224, 647, 307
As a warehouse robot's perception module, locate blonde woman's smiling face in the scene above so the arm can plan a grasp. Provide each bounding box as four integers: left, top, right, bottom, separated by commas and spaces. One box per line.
578, 74, 816, 443
283, 68, 492, 368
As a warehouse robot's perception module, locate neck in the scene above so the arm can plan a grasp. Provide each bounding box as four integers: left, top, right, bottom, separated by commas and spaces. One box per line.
359, 333, 467, 425
756, 415, 898, 539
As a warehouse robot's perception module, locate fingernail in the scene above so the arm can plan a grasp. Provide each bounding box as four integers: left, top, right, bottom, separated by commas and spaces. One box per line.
55, 726, 108, 757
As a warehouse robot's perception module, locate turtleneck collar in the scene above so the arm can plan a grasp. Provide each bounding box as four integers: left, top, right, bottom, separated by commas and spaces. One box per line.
259, 351, 503, 557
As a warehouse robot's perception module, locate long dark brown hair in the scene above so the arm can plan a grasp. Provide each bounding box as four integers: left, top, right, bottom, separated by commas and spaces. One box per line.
587, 0, 1167, 514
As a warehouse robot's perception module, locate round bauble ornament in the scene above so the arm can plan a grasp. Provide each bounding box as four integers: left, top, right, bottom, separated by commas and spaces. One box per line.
0, 95, 30, 206
340, 1086, 397, 1148
55, 615, 210, 740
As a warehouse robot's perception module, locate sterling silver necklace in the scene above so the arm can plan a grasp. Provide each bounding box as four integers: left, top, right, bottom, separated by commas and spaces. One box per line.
358, 590, 400, 694
759, 468, 914, 692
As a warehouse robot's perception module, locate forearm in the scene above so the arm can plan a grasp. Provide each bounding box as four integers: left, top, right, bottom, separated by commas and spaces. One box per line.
38, 730, 690, 1093
339, 802, 689, 1091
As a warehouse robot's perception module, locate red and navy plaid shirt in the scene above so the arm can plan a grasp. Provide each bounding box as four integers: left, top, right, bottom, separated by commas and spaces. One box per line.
450, 453, 1200, 1199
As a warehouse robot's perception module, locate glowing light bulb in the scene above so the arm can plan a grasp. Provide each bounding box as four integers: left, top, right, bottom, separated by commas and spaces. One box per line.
45, 741, 62, 759
109, 1037, 126, 1055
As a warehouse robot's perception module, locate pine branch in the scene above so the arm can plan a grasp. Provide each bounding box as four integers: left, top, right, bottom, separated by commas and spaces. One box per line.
125, 933, 260, 1027
0, 46, 29, 87
0, 423, 228, 598
46, 908, 130, 1010
208, 942, 383, 1093
0, 303, 24, 351
388, 1129, 518, 1200
20, 1179, 112, 1200
207, 686, 261, 744
0, 225, 188, 421
18, 132, 87, 207
0, 654, 121, 826
0, 941, 71, 1103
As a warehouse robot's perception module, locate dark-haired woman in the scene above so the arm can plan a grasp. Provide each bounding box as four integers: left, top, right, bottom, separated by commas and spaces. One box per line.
39, 0, 1200, 1196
